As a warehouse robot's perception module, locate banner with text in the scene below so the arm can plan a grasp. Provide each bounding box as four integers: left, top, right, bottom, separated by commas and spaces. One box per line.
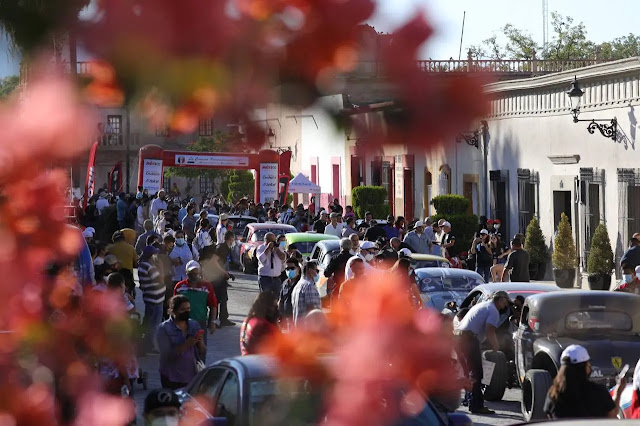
174, 154, 249, 168
142, 159, 163, 195
259, 162, 278, 204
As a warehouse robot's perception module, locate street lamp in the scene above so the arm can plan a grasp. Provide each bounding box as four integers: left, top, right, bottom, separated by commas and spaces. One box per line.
566, 76, 617, 140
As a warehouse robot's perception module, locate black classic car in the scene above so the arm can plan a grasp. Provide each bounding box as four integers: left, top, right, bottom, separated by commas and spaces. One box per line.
515, 291, 640, 421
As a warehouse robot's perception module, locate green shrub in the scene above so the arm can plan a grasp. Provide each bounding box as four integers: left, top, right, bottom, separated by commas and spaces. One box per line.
552, 213, 578, 269
227, 170, 255, 203
430, 195, 470, 216
352, 186, 390, 219
586, 223, 614, 275
431, 213, 478, 255
525, 217, 549, 264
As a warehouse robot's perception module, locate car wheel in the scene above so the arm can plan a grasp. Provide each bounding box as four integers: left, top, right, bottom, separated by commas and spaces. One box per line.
482, 350, 508, 401
521, 369, 552, 422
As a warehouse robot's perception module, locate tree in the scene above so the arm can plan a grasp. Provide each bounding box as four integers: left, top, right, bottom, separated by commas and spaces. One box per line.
525, 217, 549, 265
227, 170, 254, 203
503, 24, 538, 60
586, 224, 614, 276
552, 213, 577, 269
543, 12, 595, 60
0, 75, 19, 99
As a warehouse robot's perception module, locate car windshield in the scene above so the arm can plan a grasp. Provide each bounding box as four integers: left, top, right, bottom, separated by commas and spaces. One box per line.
252, 229, 289, 242
249, 378, 323, 426
320, 250, 339, 268
230, 219, 256, 235
417, 275, 480, 292
288, 241, 317, 254
565, 310, 632, 331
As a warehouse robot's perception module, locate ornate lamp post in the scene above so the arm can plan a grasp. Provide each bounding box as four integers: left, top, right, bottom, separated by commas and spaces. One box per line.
567, 76, 617, 140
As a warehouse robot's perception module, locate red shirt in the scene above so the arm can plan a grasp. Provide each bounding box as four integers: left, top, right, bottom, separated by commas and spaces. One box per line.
240, 317, 279, 356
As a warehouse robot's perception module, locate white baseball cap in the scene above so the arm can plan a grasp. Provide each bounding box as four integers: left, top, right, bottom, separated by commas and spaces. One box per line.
635, 265, 640, 276
360, 241, 376, 250
82, 227, 95, 238
561, 344, 590, 365
414, 221, 424, 228
480, 229, 489, 235
399, 248, 412, 257
443, 221, 451, 227
186, 260, 201, 272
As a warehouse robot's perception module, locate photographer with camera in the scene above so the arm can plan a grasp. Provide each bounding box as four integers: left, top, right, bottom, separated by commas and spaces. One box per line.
470, 229, 492, 282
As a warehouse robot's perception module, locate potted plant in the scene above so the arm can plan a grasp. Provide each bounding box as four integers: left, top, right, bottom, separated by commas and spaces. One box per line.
525, 217, 549, 280
552, 213, 578, 288
586, 223, 614, 290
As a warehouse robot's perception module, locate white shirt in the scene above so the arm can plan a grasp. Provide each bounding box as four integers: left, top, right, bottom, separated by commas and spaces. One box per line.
192, 230, 213, 258
96, 196, 109, 214
324, 223, 344, 237
150, 197, 167, 223
155, 217, 167, 235
216, 224, 227, 244
344, 253, 374, 281
170, 243, 193, 282
257, 243, 284, 277
456, 300, 500, 342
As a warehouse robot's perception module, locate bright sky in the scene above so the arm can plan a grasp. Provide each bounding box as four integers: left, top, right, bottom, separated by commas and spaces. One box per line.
369, 0, 640, 59
2, 0, 639, 77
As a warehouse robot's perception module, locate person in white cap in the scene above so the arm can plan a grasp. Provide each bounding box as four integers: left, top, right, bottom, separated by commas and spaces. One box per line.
344, 240, 377, 281
544, 344, 626, 419
173, 260, 218, 354
216, 213, 229, 244
82, 227, 96, 244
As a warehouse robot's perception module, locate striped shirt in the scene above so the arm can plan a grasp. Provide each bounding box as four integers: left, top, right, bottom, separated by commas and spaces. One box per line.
138, 260, 165, 305
291, 277, 321, 325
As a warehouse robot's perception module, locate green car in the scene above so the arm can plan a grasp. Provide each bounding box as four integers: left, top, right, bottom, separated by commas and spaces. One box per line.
284, 232, 340, 258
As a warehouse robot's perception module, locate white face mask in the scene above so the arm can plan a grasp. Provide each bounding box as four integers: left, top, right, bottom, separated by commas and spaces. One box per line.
150, 416, 179, 426
365, 253, 374, 262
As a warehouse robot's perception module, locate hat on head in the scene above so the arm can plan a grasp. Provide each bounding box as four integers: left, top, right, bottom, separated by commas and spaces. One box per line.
104, 254, 118, 266
360, 241, 376, 250
414, 220, 424, 228
561, 344, 590, 365
443, 221, 451, 228
480, 229, 489, 235
190, 197, 195, 203
425, 217, 433, 224
82, 227, 95, 238
330, 212, 338, 218
142, 245, 159, 257
635, 265, 640, 276
144, 389, 181, 414
186, 260, 201, 272
220, 213, 229, 221
487, 219, 494, 225
112, 230, 124, 242
492, 290, 512, 304
494, 219, 501, 224
398, 248, 412, 258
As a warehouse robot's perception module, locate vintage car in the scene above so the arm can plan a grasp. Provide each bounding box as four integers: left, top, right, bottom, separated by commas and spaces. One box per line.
239, 223, 297, 274
284, 232, 339, 258
414, 268, 485, 312
308, 239, 342, 276
458, 282, 561, 403
193, 214, 258, 239
516, 291, 640, 421
176, 355, 471, 426
408, 253, 451, 269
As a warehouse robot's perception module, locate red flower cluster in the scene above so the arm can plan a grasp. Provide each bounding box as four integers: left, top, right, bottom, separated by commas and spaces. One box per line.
261, 270, 459, 425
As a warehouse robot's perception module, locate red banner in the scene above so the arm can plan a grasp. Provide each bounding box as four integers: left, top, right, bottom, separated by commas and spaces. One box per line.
83, 141, 99, 210
108, 161, 123, 194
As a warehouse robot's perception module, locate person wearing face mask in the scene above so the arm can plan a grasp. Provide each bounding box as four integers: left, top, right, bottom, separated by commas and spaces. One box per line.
323, 238, 353, 300
157, 295, 206, 390
241, 292, 281, 355
169, 230, 193, 285
143, 389, 182, 426
344, 240, 377, 281
348, 233, 360, 255
291, 260, 322, 326
173, 261, 217, 355
615, 265, 640, 294
279, 258, 302, 328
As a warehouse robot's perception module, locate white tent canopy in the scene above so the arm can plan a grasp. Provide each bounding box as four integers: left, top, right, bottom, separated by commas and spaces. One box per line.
288, 173, 321, 193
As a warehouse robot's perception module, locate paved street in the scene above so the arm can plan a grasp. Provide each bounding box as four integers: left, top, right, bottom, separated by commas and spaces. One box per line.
130, 271, 532, 424
131, 272, 259, 419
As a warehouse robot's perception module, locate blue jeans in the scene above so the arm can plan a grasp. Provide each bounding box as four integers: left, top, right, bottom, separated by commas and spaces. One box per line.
259, 275, 282, 297
457, 334, 484, 411
144, 302, 163, 351
476, 265, 492, 283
